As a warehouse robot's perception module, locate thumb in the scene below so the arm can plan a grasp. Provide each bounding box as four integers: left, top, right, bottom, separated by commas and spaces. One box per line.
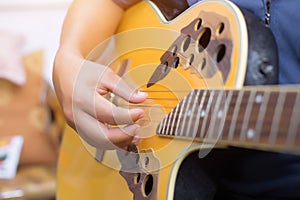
107, 124, 141, 148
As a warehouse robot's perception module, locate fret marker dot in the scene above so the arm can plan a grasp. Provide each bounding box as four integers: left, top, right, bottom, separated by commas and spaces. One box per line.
247, 129, 255, 139
217, 110, 223, 118
200, 110, 206, 117
255, 94, 263, 103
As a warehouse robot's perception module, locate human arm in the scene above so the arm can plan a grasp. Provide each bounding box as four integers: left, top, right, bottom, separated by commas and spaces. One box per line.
53, 0, 147, 149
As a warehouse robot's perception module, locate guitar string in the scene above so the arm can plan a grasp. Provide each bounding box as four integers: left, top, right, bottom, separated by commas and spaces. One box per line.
130, 108, 236, 124
116, 105, 226, 123
106, 87, 300, 103
111, 90, 299, 129
114, 89, 300, 106
140, 90, 191, 93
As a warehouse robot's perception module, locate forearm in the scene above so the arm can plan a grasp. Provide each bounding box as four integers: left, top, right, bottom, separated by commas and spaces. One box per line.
58, 0, 124, 58
53, 0, 124, 122
52, 0, 148, 143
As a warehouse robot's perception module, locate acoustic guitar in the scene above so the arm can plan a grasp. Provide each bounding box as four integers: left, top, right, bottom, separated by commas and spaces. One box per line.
57, 0, 300, 199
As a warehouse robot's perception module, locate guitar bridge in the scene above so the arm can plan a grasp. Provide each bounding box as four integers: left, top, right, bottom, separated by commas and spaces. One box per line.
117, 144, 160, 200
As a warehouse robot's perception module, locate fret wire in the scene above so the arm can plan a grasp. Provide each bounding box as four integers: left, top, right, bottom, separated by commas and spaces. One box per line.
222, 90, 233, 141
240, 90, 256, 142
158, 92, 256, 121
228, 90, 244, 141
155, 87, 300, 152
163, 107, 172, 135
191, 90, 208, 139
174, 94, 188, 137
161, 104, 170, 135
217, 90, 233, 141
243, 90, 264, 143
276, 92, 296, 143
179, 90, 195, 137
200, 90, 215, 138
169, 95, 182, 136
185, 89, 201, 138
170, 90, 189, 135
157, 113, 164, 134
286, 91, 300, 146
162, 95, 181, 136
207, 90, 225, 140
269, 91, 286, 145
159, 94, 179, 134
254, 90, 271, 143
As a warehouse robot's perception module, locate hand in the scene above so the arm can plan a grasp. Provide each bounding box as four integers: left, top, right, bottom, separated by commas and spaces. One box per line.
53, 53, 148, 150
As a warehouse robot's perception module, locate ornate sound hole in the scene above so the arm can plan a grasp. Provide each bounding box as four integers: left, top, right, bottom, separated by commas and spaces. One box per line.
162, 62, 168, 73
216, 44, 226, 63
217, 22, 225, 34
143, 174, 154, 197
194, 18, 202, 31
201, 57, 206, 70
170, 45, 178, 56
172, 57, 180, 68
187, 54, 195, 67
182, 35, 191, 52
134, 173, 141, 184
197, 27, 211, 53
148, 10, 233, 88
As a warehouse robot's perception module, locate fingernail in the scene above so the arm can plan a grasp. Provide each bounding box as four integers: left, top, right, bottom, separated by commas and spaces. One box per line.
136, 90, 148, 98
132, 135, 141, 144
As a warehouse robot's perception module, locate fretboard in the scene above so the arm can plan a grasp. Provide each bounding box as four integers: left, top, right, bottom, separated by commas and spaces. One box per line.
156, 87, 300, 154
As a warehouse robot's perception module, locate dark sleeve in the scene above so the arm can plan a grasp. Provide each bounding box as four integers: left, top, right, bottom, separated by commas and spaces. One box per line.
112, 0, 142, 10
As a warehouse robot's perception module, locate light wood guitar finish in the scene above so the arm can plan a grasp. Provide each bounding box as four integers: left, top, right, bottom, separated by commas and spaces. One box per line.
57, 0, 299, 199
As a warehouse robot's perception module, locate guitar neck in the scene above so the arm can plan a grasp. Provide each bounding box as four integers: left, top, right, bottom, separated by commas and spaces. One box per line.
156, 86, 300, 153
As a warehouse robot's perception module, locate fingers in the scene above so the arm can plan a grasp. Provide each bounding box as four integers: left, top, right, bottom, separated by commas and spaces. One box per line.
93, 93, 145, 125
94, 66, 148, 125
107, 124, 141, 148
74, 111, 140, 149
74, 61, 148, 125
99, 67, 148, 103
72, 60, 147, 150
78, 90, 145, 125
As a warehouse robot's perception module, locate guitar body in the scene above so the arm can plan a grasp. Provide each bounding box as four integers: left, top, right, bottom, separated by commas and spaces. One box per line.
57, 0, 280, 199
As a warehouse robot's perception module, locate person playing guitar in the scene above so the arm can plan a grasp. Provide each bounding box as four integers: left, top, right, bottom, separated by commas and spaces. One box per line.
53, 0, 300, 199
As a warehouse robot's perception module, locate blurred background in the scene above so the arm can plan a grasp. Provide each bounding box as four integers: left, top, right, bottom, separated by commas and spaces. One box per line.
0, 0, 72, 87
0, 0, 72, 199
